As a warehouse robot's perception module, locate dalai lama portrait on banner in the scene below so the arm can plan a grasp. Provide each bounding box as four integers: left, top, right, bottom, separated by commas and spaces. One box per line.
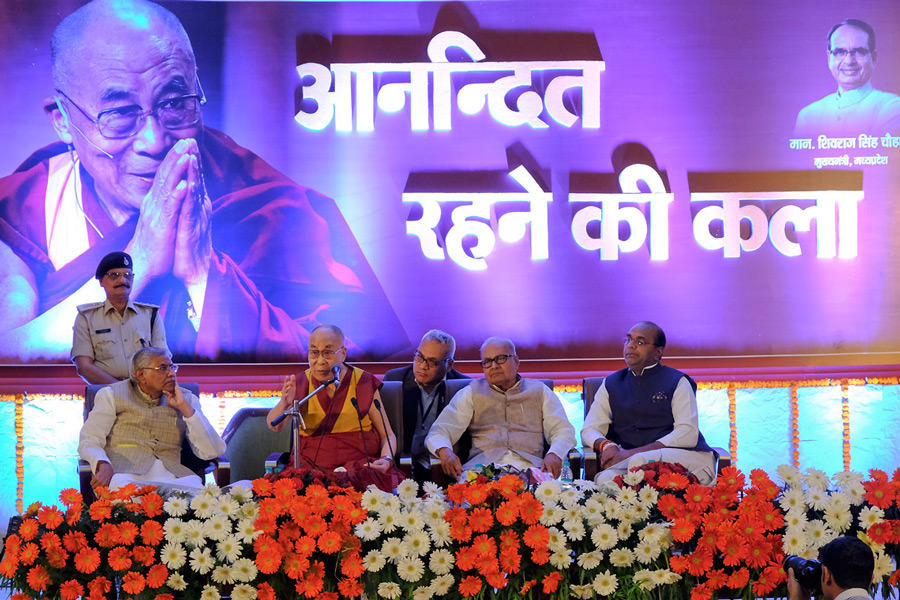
0, 0, 406, 362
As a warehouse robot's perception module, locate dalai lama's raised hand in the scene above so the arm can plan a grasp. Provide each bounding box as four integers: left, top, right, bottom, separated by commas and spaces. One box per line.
173, 138, 212, 289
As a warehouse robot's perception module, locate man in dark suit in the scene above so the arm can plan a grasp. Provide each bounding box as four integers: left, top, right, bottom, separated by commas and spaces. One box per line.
384, 330, 469, 483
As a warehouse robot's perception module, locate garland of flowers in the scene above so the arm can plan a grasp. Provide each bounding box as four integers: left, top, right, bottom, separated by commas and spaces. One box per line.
15, 393, 24, 514
790, 383, 800, 468
2, 463, 899, 600
728, 385, 737, 465
841, 379, 851, 471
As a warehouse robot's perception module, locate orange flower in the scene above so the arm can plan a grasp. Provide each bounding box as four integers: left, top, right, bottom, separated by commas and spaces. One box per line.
62, 531, 88, 553
258, 497, 284, 521
294, 535, 316, 557
496, 500, 519, 526
447, 483, 468, 505
746, 539, 773, 569
465, 483, 489, 506
456, 546, 478, 571
46, 548, 68, 569
717, 466, 745, 490
86, 576, 112, 600
17, 543, 38, 566
108, 546, 132, 571
864, 479, 895, 510
727, 567, 750, 589
523, 524, 549, 550
74, 547, 101, 574
691, 583, 713, 600
95, 523, 120, 548
867, 521, 892, 545
131, 545, 155, 567
278, 520, 303, 544
140, 520, 164, 546
497, 474, 524, 497
520, 579, 537, 594
58, 488, 82, 507
118, 521, 140, 546
146, 563, 168, 588
254, 535, 281, 555
317, 530, 342, 553
499, 529, 519, 551
888, 568, 900, 587
141, 492, 164, 518
671, 517, 697, 543
4, 533, 21, 556
686, 548, 713, 576
10, 592, 33, 600
684, 483, 712, 512
283, 552, 311, 579
253, 476, 274, 497
721, 539, 749, 567
459, 575, 483, 597
341, 552, 365, 578
516, 494, 543, 525
468, 507, 494, 533
296, 575, 323, 598
36, 505, 64, 530
88, 499, 112, 522
472, 534, 497, 560
531, 549, 550, 565
257, 582, 276, 600
658, 471, 690, 490
302, 516, 327, 538
338, 578, 363, 597
256, 550, 283, 574
26, 565, 50, 592
0, 557, 18, 578
154, 595, 174, 600
542, 571, 562, 593
706, 568, 728, 590
484, 568, 508, 589
121, 571, 146, 595
657, 494, 685, 520
39, 531, 61, 552
272, 477, 298, 499
499, 549, 521, 574
59, 579, 84, 600
17, 519, 38, 541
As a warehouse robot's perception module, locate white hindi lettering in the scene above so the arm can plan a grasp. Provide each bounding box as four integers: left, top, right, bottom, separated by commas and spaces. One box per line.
295, 31, 604, 132
569, 164, 673, 260
402, 165, 551, 271
690, 191, 862, 258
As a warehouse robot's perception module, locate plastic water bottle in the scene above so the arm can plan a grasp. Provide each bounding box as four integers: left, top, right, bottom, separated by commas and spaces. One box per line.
560, 459, 574, 483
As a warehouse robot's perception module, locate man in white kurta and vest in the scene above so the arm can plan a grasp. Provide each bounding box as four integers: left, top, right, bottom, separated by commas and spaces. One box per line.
581, 321, 716, 485
72, 251, 168, 385
426, 336, 576, 480
78, 346, 225, 491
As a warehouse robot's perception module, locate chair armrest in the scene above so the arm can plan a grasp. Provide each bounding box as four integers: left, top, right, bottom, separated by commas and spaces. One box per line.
397, 454, 414, 478
712, 446, 731, 473
266, 452, 289, 475
214, 459, 231, 487
78, 459, 95, 505
567, 446, 585, 479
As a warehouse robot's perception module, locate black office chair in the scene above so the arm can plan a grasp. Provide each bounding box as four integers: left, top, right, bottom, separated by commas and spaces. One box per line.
216, 407, 291, 486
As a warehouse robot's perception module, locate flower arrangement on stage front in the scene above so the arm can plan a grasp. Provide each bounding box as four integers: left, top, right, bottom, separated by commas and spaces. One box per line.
1, 463, 899, 600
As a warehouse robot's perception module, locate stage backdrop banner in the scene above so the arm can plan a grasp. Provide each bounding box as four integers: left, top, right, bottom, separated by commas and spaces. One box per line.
1, 1, 899, 363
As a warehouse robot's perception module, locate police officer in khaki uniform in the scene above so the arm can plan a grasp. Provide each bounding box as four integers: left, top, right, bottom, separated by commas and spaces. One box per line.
72, 252, 168, 384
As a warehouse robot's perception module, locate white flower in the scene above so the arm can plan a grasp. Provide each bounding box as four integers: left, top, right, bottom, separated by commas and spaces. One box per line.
832, 470, 864, 489
191, 494, 218, 519
429, 520, 452, 547
873, 550, 894, 579
777, 464, 802, 487
782, 529, 808, 555
397, 556, 426, 582
211, 564, 236, 585
564, 519, 586, 541
355, 517, 383, 541
217, 497, 240, 519
422, 499, 449, 526
624, 469, 645, 486
206, 514, 232, 541
166, 573, 187, 591
397, 479, 419, 500
378, 581, 402, 599
823, 506, 852, 533
183, 520, 208, 547
616, 486, 639, 505
164, 518, 187, 544
804, 520, 835, 549
631, 501, 651, 522
652, 569, 680, 585
379, 509, 402, 534
784, 509, 809, 530
842, 483, 866, 506
228, 484, 253, 503
859, 506, 885, 528
164, 497, 189, 517
549, 549, 573, 568
362, 489, 388, 512
559, 488, 581, 509
240, 502, 259, 520
161, 541, 187, 569
232, 558, 258, 583
405, 530, 431, 557
805, 488, 828, 511
540, 503, 564, 526
230, 583, 256, 600
429, 548, 455, 575
535, 479, 562, 502
618, 503, 639, 525
234, 518, 258, 544
591, 523, 618, 550
216, 534, 242, 563
189, 546, 215, 574
577, 549, 602, 570
640, 523, 667, 543
363, 550, 387, 573
571, 583, 594, 599
780, 487, 807, 513
431, 574, 454, 596
635, 539, 662, 564
638, 486, 659, 506
617, 520, 634, 540
377, 495, 403, 515
609, 547, 634, 567
634, 569, 656, 590
547, 527, 567, 552
592, 569, 618, 595
203, 482, 222, 496
381, 536, 409, 562
399, 511, 424, 533
200, 585, 221, 600
802, 468, 831, 490
413, 586, 435, 600
422, 481, 444, 498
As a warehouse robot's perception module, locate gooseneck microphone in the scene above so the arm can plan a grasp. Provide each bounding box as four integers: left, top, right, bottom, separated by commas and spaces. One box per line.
332, 365, 341, 386
373, 398, 396, 465
349, 397, 370, 465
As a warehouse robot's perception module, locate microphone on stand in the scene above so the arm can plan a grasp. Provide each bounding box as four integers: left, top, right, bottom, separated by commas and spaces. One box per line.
332, 365, 341, 386
349, 397, 370, 465
373, 398, 397, 466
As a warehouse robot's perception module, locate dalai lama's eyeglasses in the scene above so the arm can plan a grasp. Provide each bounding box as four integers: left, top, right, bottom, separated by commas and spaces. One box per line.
309, 347, 344, 360
55, 82, 206, 140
